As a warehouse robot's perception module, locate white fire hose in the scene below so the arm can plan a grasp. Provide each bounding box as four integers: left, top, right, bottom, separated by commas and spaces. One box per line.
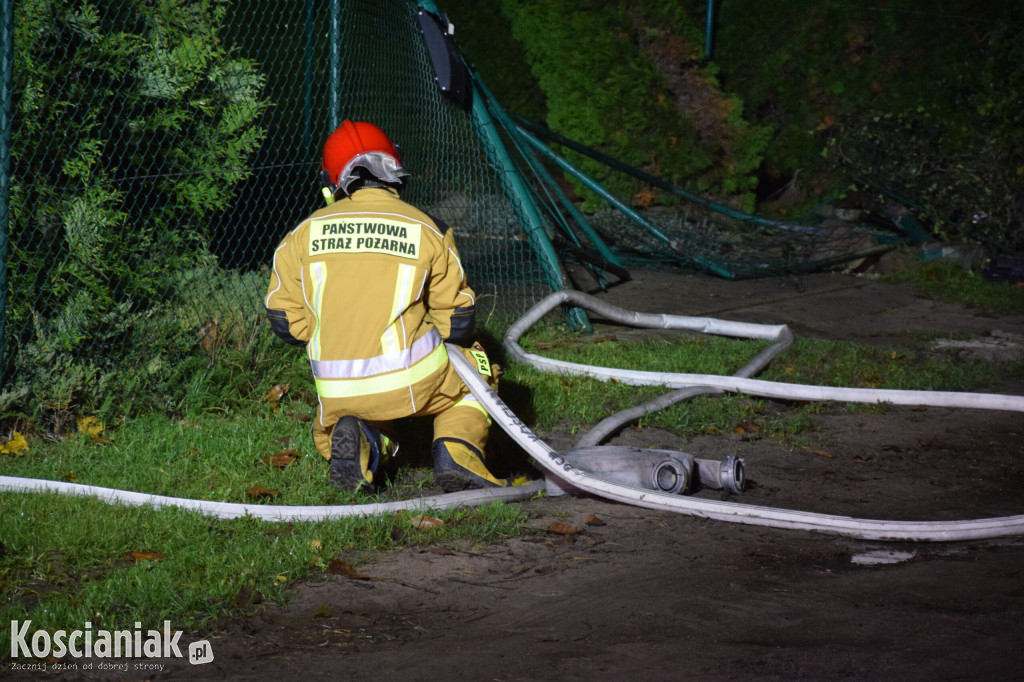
0, 472, 544, 520
469, 289, 1024, 542
1, 289, 1021, 541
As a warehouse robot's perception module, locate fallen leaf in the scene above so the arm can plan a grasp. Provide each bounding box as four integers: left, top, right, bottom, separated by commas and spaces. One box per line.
312, 604, 333, 618
734, 421, 761, 434
197, 318, 220, 352
547, 521, 580, 536
409, 514, 444, 529
816, 110, 837, 131
261, 450, 301, 468
77, 416, 111, 444
78, 416, 102, 436
262, 383, 290, 411
245, 485, 281, 500
1, 431, 30, 456
327, 559, 369, 579
62, 471, 77, 482
801, 447, 833, 458
310, 538, 322, 550
632, 187, 656, 209
585, 514, 607, 527
124, 550, 166, 562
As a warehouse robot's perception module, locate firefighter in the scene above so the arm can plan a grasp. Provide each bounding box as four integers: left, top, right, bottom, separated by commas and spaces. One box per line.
265, 120, 506, 493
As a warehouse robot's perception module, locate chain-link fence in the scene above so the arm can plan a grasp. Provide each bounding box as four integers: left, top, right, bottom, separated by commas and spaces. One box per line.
0, 0, 557, 420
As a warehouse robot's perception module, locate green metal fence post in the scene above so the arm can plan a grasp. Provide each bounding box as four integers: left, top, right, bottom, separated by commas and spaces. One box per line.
303, 0, 315, 154
704, 0, 717, 60
329, 0, 342, 130
468, 91, 563, 285
416, 0, 588, 330
0, 0, 13, 381
474, 76, 625, 271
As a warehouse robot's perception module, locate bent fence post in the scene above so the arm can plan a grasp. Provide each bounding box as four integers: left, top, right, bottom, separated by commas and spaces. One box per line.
0, 0, 13, 383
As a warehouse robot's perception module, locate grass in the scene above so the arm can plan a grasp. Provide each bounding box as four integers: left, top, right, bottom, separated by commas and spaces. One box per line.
2, 254, 1021, 660
0, 491, 524, 653
7, 411, 336, 505
880, 255, 1024, 316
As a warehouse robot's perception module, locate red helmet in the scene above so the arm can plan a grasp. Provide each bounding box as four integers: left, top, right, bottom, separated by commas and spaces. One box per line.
321, 120, 408, 195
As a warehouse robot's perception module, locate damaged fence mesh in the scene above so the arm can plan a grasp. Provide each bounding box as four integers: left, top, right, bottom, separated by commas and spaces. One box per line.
510, 118, 897, 281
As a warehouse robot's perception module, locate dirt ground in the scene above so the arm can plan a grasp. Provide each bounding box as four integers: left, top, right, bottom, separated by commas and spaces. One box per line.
18, 261, 1024, 681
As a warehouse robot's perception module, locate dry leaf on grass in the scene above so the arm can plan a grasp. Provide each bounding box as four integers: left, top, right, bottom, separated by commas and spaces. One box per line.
262, 383, 290, 411
409, 514, 444, 529
326, 559, 369, 580
124, 550, 166, 562
0, 431, 29, 456
77, 416, 111, 444
245, 485, 281, 499
260, 450, 301, 468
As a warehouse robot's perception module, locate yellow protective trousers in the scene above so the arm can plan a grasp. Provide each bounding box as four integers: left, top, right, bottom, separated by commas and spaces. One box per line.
311, 343, 498, 463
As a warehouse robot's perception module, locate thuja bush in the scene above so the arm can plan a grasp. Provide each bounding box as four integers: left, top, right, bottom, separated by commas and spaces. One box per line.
0, 265, 274, 433
706, 0, 1022, 244
499, 0, 768, 212
823, 19, 1024, 252
3, 0, 271, 426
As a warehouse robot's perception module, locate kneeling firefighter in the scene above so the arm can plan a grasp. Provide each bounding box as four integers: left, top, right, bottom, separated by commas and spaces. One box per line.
265, 120, 506, 493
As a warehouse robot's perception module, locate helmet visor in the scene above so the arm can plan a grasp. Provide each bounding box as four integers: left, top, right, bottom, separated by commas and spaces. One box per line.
338, 152, 410, 194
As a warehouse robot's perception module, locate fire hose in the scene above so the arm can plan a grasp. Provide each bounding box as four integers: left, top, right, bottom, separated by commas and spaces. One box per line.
2, 290, 1023, 541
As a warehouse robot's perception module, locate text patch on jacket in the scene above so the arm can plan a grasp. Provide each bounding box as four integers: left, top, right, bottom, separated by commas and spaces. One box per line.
309, 218, 421, 258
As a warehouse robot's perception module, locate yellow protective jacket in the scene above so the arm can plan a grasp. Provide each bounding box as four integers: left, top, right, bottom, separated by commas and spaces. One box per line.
265, 186, 477, 425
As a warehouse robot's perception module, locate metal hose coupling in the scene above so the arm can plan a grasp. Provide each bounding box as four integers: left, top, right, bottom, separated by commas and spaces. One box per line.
694, 455, 745, 494
557, 446, 695, 495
